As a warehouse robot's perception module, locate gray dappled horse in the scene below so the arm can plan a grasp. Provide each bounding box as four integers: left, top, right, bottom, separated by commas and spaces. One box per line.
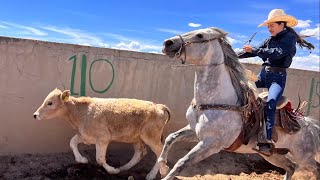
159, 27, 320, 180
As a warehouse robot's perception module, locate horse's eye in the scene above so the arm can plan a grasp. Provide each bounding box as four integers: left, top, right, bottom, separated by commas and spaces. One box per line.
47, 101, 53, 106
196, 34, 203, 38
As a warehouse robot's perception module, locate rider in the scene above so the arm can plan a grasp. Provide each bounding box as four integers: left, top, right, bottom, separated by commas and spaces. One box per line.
238, 9, 314, 155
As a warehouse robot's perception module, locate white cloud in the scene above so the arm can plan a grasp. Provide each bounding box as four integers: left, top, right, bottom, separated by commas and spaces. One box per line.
1, 21, 47, 36
102, 33, 132, 41
141, 44, 162, 51
112, 41, 162, 53
188, 22, 201, 28
0, 22, 161, 53
0, 24, 8, 28
233, 48, 242, 53
113, 41, 140, 51
239, 56, 262, 65
227, 37, 239, 45
237, 35, 247, 38
291, 54, 320, 72
296, 20, 312, 28
40, 26, 109, 47
300, 26, 320, 40
156, 28, 183, 35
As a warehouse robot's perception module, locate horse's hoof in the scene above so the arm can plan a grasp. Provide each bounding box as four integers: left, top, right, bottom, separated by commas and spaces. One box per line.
146, 173, 156, 180
159, 161, 170, 177
157, 157, 166, 163
128, 176, 134, 180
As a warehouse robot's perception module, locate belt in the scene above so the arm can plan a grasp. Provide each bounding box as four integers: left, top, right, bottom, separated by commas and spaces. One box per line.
265, 66, 286, 73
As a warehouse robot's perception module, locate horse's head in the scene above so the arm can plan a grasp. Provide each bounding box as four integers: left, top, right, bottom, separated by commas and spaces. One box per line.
162, 27, 228, 64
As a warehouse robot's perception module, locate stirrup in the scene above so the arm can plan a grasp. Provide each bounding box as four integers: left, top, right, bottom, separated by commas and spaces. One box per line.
252, 143, 273, 156
252, 142, 289, 156
252, 148, 272, 156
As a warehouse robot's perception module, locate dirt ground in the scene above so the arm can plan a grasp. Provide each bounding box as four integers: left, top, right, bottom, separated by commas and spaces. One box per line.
0, 144, 317, 180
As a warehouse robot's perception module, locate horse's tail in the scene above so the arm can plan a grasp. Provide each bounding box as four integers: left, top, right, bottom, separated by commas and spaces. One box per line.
305, 117, 320, 153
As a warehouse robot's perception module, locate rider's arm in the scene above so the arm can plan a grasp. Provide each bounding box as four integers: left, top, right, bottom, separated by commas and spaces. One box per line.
251, 34, 296, 59
238, 38, 269, 59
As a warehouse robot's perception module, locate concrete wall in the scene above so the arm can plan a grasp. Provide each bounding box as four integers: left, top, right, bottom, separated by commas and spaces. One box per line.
0, 36, 319, 155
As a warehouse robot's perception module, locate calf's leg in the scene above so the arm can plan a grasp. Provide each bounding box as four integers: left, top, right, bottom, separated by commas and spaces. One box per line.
70, 134, 88, 163
119, 140, 147, 171
141, 131, 166, 180
96, 142, 120, 174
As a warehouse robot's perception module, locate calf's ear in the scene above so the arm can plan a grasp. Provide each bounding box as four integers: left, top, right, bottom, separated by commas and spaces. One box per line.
61, 90, 70, 102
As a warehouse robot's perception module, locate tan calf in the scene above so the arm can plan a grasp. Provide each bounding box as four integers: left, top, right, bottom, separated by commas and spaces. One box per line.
33, 88, 170, 180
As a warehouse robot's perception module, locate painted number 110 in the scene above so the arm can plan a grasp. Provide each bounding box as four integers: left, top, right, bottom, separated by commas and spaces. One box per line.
69, 54, 115, 96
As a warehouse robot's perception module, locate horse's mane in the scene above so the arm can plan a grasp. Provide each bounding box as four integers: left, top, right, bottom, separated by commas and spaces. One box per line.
219, 37, 249, 105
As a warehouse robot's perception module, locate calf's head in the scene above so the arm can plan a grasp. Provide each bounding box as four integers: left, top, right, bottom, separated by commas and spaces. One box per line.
33, 88, 70, 120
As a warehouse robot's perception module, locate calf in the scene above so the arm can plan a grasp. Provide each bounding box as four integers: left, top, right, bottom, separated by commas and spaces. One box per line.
33, 88, 170, 180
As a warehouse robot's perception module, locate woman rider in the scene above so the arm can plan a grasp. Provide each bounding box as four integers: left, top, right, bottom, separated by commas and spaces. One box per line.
238, 9, 314, 155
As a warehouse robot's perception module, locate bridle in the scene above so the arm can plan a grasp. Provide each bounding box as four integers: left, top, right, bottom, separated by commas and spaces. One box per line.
171, 34, 250, 113
174, 35, 225, 66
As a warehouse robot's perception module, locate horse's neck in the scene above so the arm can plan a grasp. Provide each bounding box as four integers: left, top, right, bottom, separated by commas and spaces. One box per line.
194, 65, 239, 105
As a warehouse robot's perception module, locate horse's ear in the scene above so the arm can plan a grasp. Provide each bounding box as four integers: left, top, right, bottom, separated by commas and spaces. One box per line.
210, 27, 228, 37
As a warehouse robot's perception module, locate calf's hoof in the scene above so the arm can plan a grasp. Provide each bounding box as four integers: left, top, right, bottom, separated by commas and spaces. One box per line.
107, 167, 120, 174
76, 157, 88, 164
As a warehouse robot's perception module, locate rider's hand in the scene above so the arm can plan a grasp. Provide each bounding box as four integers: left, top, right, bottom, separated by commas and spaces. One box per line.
243, 45, 253, 53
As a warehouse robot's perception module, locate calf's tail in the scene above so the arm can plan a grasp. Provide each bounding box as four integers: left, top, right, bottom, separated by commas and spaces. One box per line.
158, 104, 171, 124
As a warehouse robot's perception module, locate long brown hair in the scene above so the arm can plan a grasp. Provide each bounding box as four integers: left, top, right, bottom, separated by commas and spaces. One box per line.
277, 21, 315, 50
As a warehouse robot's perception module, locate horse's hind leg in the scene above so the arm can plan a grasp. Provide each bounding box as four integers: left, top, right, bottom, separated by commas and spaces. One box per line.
296, 158, 320, 179
316, 161, 320, 179
162, 138, 222, 180
262, 154, 296, 180
158, 125, 198, 177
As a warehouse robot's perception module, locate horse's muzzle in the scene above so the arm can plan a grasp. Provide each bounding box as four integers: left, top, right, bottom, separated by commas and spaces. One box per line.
162, 39, 181, 58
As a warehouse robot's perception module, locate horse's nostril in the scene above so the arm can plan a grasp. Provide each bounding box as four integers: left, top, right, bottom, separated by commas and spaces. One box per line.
33, 114, 37, 119
164, 40, 174, 47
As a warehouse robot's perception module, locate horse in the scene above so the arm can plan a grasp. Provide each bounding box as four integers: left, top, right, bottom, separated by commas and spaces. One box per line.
158, 27, 320, 180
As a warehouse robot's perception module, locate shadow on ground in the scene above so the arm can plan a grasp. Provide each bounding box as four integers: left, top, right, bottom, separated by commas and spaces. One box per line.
0, 143, 284, 180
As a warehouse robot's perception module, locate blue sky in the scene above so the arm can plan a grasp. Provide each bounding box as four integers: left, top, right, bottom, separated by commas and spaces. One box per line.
0, 0, 319, 71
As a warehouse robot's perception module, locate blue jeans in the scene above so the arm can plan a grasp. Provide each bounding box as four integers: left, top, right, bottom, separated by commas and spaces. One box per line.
255, 66, 287, 140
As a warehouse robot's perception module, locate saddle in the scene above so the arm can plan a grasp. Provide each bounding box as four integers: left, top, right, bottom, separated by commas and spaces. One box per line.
225, 88, 306, 156
255, 92, 305, 136
258, 92, 289, 109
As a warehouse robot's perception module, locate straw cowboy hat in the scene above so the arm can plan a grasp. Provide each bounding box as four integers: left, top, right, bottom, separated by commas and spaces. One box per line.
258, 9, 298, 27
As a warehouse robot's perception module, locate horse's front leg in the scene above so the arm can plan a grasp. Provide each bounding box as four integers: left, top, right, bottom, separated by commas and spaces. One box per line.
161, 138, 223, 180
158, 125, 198, 177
